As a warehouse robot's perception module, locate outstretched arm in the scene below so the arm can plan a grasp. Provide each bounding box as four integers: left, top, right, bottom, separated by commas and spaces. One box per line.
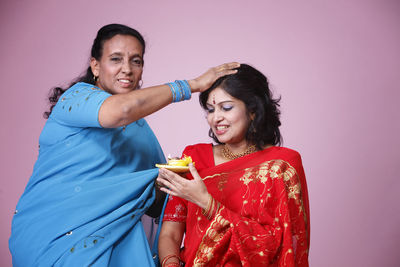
98, 62, 240, 128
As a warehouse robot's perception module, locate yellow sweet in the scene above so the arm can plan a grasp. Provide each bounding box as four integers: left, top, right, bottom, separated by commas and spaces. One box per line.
167, 155, 194, 167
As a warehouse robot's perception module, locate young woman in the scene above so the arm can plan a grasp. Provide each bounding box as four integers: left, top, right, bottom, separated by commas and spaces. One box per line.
157, 64, 310, 267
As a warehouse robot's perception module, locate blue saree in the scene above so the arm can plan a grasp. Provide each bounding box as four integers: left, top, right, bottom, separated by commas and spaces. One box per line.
9, 83, 165, 266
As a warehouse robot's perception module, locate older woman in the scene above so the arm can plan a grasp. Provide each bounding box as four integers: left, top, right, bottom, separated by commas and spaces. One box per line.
9, 23, 239, 266
157, 64, 310, 267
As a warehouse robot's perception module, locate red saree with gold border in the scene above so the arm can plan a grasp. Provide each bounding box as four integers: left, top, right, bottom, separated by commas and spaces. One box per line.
163, 143, 310, 267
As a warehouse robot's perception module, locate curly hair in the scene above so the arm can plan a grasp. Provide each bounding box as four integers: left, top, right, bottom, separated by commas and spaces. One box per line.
199, 64, 282, 149
44, 24, 145, 118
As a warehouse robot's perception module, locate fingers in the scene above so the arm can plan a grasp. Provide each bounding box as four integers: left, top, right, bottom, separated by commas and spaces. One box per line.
188, 163, 201, 181
190, 62, 240, 93
159, 185, 178, 196
160, 168, 185, 185
158, 166, 210, 207
214, 62, 240, 79
215, 62, 240, 72
157, 175, 180, 196
157, 168, 185, 192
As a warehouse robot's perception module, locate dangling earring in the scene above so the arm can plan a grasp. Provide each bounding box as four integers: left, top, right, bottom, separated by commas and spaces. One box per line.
137, 80, 143, 89
208, 128, 216, 140
93, 75, 98, 82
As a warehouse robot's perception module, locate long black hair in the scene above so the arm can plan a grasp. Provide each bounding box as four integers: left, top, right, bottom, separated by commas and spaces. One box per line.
44, 24, 146, 118
199, 64, 282, 149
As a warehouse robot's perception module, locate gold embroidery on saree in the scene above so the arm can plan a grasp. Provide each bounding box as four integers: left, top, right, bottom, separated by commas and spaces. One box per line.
193, 159, 307, 266
239, 160, 303, 204
193, 207, 230, 266
217, 174, 228, 191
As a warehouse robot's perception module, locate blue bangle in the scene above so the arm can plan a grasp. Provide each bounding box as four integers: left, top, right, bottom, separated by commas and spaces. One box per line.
176, 81, 185, 101
175, 80, 191, 100
166, 82, 180, 102
171, 82, 182, 102
166, 82, 176, 102
166, 80, 192, 103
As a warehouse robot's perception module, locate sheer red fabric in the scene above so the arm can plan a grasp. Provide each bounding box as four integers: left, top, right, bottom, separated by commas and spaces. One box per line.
163, 144, 310, 267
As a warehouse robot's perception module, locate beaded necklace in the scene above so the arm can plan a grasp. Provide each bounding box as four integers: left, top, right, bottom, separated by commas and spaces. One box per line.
221, 144, 257, 160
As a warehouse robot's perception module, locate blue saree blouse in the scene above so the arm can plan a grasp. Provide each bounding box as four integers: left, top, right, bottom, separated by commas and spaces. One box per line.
9, 83, 165, 266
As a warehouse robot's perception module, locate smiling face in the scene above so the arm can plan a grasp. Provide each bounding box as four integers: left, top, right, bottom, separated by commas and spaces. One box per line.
90, 34, 144, 95
206, 87, 252, 146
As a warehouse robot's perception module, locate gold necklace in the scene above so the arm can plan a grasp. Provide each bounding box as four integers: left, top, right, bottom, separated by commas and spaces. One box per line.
221, 144, 256, 160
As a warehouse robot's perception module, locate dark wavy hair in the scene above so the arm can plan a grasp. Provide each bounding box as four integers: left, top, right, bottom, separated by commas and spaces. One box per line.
199, 64, 282, 149
44, 24, 146, 118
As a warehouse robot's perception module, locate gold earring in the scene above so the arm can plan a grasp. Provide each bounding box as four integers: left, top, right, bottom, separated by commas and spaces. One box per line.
93, 75, 98, 82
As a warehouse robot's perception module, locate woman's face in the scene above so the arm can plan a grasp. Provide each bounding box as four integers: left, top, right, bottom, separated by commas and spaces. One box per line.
206, 87, 251, 145
90, 34, 144, 95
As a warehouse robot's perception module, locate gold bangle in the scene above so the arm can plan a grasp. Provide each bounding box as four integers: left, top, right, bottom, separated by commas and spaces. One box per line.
207, 197, 220, 220
202, 194, 220, 220
202, 194, 212, 218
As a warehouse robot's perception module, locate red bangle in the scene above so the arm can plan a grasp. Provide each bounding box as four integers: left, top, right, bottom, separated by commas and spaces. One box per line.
165, 263, 180, 267
161, 254, 180, 267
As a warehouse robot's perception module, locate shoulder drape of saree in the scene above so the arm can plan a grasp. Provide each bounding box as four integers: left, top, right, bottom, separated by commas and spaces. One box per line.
184, 146, 310, 267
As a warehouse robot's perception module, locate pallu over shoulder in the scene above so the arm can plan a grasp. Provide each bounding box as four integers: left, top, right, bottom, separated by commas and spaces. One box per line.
166, 144, 310, 267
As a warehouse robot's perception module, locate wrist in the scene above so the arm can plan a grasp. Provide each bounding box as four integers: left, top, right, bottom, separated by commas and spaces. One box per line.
161, 254, 181, 267
199, 193, 211, 210
187, 79, 199, 93
201, 194, 220, 220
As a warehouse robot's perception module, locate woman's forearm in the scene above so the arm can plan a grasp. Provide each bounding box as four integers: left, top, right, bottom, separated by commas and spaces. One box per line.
158, 236, 181, 266
158, 221, 185, 266
98, 62, 240, 128
98, 84, 172, 128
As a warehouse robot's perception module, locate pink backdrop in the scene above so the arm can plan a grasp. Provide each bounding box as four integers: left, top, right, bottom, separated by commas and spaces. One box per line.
1, 0, 399, 266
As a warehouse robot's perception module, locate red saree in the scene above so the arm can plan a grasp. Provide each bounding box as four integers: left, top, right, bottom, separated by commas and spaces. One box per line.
163, 144, 310, 267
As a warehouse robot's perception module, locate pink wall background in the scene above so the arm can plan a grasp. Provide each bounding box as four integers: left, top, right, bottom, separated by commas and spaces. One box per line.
1, 0, 399, 266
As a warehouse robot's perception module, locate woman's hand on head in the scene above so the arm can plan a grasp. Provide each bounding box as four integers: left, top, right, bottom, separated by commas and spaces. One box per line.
188, 62, 240, 93
157, 164, 210, 209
